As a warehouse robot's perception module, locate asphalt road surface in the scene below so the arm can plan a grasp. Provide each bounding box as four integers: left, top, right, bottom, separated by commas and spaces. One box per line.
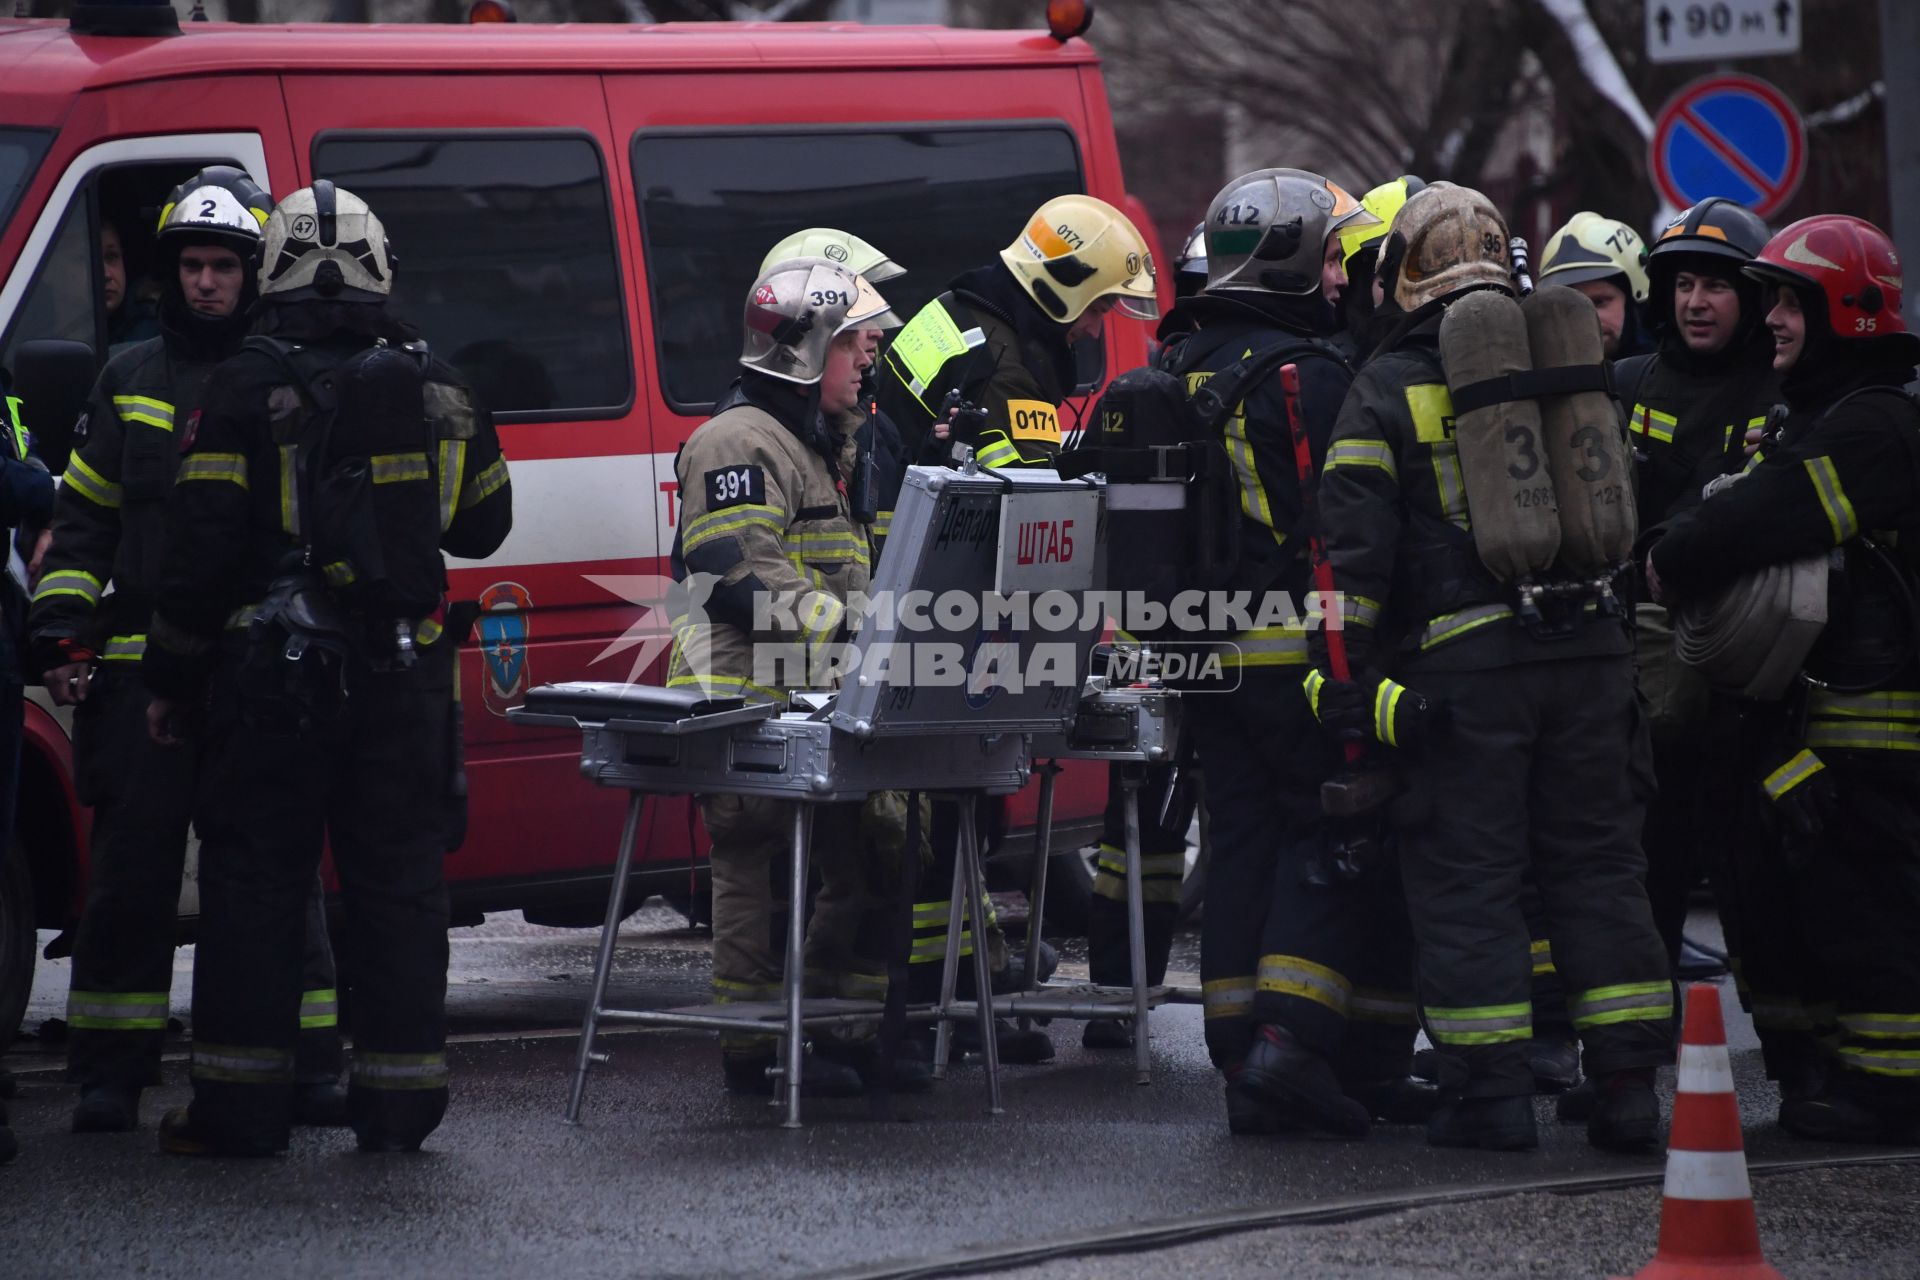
3, 905, 1915, 1280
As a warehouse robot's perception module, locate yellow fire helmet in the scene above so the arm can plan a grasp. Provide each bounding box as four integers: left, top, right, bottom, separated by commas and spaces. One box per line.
760, 228, 905, 284
740, 257, 900, 386
998, 193, 1160, 324
1539, 211, 1651, 304
1389, 182, 1513, 311
1339, 175, 1425, 270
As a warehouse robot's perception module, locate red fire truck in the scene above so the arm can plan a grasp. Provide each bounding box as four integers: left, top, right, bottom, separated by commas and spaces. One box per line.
0, 2, 1162, 1041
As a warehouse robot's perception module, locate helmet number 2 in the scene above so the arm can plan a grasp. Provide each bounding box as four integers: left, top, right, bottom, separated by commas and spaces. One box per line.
199, 198, 218, 217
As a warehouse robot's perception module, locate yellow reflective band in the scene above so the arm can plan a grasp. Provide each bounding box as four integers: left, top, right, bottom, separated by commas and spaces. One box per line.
1418, 604, 1513, 651
299, 988, 339, 1030
1222, 409, 1279, 544
323, 561, 356, 588
1429, 442, 1470, 529
352, 1050, 449, 1090
3, 394, 25, 460
1806, 721, 1920, 753
1257, 953, 1351, 1015
1340, 593, 1382, 629
101, 634, 146, 662
113, 394, 175, 432
1530, 937, 1556, 977
1302, 668, 1325, 718
67, 990, 169, 1030
1807, 690, 1920, 721
711, 977, 783, 999
370, 451, 431, 485
1836, 1046, 1920, 1078
872, 510, 893, 539
975, 438, 1021, 469
177, 452, 249, 489
1406, 384, 1455, 444
1630, 404, 1677, 445
1374, 679, 1406, 747
1222, 626, 1308, 668
278, 444, 300, 534
62, 454, 123, 509
1425, 1001, 1532, 1045
664, 671, 782, 702
1763, 748, 1826, 801
909, 933, 974, 961
1839, 1012, 1920, 1040
1570, 981, 1673, 1029
191, 1042, 293, 1084
798, 590, 845, 644
460, 455, 509, 509
1203, 977, 1255, 1020
1325, 438, 1398, 481
684, 502, 784, 550
1803, 455, 1860, 543
32, 568, 105, 605
1350, 987, 1418, 1025
438, 439, 467, 531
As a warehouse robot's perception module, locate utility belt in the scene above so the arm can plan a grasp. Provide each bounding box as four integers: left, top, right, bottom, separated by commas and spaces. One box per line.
1405, 590, 1617, 657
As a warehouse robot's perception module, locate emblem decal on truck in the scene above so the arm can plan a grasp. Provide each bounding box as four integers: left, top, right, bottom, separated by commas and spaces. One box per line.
477, 581, 534, 718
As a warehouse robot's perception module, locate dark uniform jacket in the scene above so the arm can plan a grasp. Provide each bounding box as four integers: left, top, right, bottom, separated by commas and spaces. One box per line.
0, 386, 54, 684
145, 306, 512, 698
1319, 311, 1630, 672
1615, 332, 1780, 528
876, 264, 1076, 471
30, 303, 243, 669
1650, 348, 1920, 753
1161, 290, 1351, 663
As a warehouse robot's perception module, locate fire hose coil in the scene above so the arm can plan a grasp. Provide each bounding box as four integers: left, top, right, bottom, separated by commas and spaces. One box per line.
1673, 552, 1829, 701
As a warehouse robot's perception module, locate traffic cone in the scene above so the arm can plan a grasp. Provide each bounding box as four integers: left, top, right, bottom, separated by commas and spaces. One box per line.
1622, 983, 1783, 1280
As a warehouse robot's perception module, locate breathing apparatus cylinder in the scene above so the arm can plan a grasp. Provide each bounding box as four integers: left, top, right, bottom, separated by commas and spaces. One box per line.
1523, 284, 1636, 575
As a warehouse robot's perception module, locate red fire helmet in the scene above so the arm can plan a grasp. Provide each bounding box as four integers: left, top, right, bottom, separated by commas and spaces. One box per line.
1743, 214, 1907, 342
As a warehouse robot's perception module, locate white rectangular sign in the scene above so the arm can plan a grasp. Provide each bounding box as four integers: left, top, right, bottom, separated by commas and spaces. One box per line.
995, 488, 1101, 595
1647, 0, 1801, 62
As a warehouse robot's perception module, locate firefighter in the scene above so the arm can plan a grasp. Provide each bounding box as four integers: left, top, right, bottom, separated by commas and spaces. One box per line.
667, 257, 920, 1097
1, 378, 56, 1167
1537, 211, 1652, 360
29, 168, 353, 1136
142, 182, 512, 1155
1162, 168, 1433, 1137
875, 195, 1156, 1062
1646, 215, 1920, 1144
1313, 183, 1673, 1152
1333, 176, 1425, 364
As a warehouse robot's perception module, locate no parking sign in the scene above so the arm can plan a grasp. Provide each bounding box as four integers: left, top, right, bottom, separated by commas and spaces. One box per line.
1650, 74, 1805, 219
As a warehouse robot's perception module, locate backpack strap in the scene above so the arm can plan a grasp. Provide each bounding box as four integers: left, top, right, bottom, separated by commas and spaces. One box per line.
1189, 335, 1341, 433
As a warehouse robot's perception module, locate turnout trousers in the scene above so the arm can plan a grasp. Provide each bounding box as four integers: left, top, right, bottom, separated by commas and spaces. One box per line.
1086, 759, 1188, 988
1189, 668, 1419, 1081
1393, 656, 1673, 1097
186, 643, 455, 1151
65, 667, 341, 1094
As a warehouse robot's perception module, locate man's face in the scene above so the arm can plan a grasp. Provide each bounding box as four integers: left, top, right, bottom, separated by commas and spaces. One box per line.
1321, 234, 1348, 307
1673, 268, 1741, 354
178, 245, 246, 318
1766, 285, 1806, 372
1065, 295, 1115, 346
1572, 278, 1629, 358
819, 330, 871, 416
101, 225, 126, 315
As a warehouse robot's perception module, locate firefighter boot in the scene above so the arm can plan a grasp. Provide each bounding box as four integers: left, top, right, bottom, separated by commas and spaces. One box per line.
293, 1080, 352, 1127
948, 1018, 1055, 1065
1779, 1079, 1920, 1145
1555, 1077, 1597, 1123
1222, 1064, 1297, 1136
157, 1107, 286, 1158
72, 1084, 140, 1133
1238, 1025, 1372, 1138
1345, 1076, 1443, 1125
814, 1039, 935, 1094
1527, 1035, 1581, 1093
1426, 1094, 1539, 1151
1587, 1070, 1662, 1152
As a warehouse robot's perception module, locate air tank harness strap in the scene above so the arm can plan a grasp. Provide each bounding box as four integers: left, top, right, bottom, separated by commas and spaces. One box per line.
1446, 363, 1616, 417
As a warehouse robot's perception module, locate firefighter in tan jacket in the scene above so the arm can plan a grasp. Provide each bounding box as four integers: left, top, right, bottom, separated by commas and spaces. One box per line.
667, 257, 903, 1097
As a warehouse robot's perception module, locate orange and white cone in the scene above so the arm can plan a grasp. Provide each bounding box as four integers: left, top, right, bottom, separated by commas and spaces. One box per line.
1625, 983, 1783, 1280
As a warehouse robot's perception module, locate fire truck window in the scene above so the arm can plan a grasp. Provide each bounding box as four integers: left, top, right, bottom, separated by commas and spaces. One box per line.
313, 133, 631, 420
633, 125, 1090, 413
0, 130, 52, 239
1, 157, 215, 376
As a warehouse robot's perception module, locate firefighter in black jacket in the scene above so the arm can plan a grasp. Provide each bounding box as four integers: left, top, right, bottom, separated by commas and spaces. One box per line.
1647, 215, 1920, 1144
143, 182, 511, 1156
1167, 168, 1435, 1138
29, 168, 351, 1135
1314, 184, 1673, 1153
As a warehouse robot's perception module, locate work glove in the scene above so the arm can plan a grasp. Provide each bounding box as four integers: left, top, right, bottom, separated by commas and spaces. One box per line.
1303, 668, 1436, 750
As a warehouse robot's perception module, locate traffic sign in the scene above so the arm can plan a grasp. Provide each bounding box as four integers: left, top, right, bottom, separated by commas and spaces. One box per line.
1650, 74, 1805, 220
1647, 0, 1800, 63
